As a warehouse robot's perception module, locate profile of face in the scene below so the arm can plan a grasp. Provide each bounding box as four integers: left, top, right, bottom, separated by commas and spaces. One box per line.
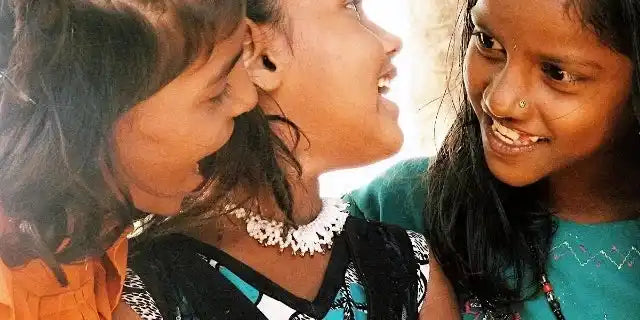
464, 0, 634, 187
113, 21, 258, 215
245, 0, 403, 173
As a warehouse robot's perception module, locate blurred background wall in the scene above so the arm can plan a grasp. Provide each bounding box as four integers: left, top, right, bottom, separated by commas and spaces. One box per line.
319, 0, 459, 197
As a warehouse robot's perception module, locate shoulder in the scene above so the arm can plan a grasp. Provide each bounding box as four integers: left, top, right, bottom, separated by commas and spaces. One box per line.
344, 217, 430, 276
406, 230, 430, 309
344, 218, 432, 313
345, 158, 430, 232
354, 158, 430, 194
406, 230, 429, 266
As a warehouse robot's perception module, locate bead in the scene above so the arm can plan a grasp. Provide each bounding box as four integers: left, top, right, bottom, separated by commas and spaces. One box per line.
546, 293, 555, 302
232, 198, 349, 257
541, 274, 566, 320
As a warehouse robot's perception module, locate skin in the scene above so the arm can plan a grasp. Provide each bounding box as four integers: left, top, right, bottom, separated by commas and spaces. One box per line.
113, 21, 257, 216
245, 0, 404, 180
186, 1, 460, 319
465, 0, 640, 223
113, 20, 257, 320
208, 0, 403, 293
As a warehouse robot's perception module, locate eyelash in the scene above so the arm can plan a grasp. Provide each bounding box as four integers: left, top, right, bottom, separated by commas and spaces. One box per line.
541, 63, 579, 84
471, 31, 581, 86
211, 85, 231, 105
346, 0, 362, 19
471, 31, 504, 54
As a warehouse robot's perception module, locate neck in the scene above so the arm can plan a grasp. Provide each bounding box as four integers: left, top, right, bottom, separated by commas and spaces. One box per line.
254, 169, 323, 225
549, 139, 640, 223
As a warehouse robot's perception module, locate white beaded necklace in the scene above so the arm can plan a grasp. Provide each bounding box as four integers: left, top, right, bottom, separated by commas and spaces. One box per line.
228, 198, 349, 256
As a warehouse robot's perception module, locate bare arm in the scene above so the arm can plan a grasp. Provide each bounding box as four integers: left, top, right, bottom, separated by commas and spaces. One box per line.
112, 301, 142, 320
419, 251, 460, 320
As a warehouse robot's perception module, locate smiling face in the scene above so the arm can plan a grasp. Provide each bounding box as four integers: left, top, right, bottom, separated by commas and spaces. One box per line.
247, 0, 404, 173
114, 21, 258, 215
464, 0, 634, 187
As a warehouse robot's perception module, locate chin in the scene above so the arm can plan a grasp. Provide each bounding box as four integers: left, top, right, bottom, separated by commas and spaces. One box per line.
382, 127, 404, 156
363, 125, 404, 164
130, 186, 186, 217
486, 160, 543, 187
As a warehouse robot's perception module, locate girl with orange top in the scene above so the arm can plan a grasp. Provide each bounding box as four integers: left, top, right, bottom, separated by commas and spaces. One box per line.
0, 0, 295, 318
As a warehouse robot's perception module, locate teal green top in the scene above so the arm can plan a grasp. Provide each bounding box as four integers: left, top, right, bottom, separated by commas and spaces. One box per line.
346, 158, 640, 319
345, 157, 429, 233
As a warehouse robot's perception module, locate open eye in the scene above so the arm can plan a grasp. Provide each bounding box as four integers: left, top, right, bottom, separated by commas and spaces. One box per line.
541, 63, 578, 84
472, 31, 504, 51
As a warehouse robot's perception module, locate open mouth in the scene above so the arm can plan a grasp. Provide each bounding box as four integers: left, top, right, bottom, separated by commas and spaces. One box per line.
377, 67, 397, 95
489, 117, 550, 146
377, 77, 391, 94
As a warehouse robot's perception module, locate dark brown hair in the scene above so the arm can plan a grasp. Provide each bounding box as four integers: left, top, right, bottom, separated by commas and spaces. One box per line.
135, 0, 303, 239
0, 0, 246, 284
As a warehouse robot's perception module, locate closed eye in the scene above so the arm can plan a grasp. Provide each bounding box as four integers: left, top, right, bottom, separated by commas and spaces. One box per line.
211, 85, 231, 105
345, 0, 362, 20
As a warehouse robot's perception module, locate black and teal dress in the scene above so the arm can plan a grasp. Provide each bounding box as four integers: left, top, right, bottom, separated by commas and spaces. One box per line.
346, 158, 640, 320
122, 216, 430, 320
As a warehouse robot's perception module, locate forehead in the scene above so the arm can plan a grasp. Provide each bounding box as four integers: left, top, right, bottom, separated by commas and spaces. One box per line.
471, 0, 605, 52
279, 0, 341, 16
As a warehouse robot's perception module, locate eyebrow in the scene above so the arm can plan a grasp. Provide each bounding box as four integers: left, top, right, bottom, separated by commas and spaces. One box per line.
469, 6, 485, 29
470, 6, 602, 71
539, 54, 603, 70
469, 7, 497, 37
209, 50, 243, 85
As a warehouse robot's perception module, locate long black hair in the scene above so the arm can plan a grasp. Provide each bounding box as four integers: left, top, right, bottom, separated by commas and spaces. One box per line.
0, 0, 297, 285
426, 0, 640, 312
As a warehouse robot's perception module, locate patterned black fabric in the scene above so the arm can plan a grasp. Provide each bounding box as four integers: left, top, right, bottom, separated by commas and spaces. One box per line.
121, 269, 163, 320
128, 235, 267, 320
124, 216, 426, 320
343, 217, 420, 320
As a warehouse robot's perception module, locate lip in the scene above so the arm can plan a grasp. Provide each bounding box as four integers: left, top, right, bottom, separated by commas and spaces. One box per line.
377, 65, 397, 96
378, 95, 400, 120
379, 65, 398, 82
480, 105, 549, 139
482, 114, 549, 157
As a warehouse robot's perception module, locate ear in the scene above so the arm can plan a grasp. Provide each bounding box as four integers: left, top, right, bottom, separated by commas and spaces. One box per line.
242, 18, 290, 92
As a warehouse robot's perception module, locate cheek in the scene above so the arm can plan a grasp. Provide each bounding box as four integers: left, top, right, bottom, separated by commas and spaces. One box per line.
546, 79, 633, 158
226, 65, 258, 117
294, 23, 383, 91
550, 107, 625, 159
464, 49, 491, 114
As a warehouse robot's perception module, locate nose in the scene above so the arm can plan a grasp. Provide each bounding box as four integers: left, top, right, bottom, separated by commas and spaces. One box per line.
228, 62, 258, 117
483, 62, 530, 120
370, 23, 403, 58
383, 31, 403, 58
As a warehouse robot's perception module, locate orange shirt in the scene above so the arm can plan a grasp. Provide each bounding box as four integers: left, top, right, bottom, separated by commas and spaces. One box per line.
0, 221, 128, 320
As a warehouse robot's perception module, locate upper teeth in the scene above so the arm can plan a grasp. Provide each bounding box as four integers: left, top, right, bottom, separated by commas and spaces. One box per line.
493, 121, 520, 141
378, 77, 390, 88
491, 121, 543, 144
